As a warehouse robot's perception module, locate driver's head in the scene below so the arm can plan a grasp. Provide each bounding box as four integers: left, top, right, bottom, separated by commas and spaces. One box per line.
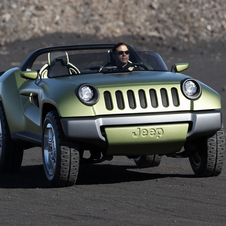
112, 43, 130, 67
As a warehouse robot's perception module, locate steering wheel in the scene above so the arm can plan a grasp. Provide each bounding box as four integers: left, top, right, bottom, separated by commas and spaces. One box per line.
132, 63, 152, 70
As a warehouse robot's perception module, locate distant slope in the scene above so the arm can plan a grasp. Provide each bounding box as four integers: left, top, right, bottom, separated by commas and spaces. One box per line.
0, 0, 225, 47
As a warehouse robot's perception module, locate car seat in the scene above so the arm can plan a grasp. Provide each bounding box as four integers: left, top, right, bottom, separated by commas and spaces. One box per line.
39, 51, 80, 78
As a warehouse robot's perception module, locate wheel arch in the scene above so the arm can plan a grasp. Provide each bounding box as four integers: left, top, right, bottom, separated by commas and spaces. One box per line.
42, 103, 58, 127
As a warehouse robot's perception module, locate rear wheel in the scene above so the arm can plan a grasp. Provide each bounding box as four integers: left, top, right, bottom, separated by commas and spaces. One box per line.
134, 155, 161, 168
0, 102, 23, 173
187, 126, 225, 177
42, 111, 80, 187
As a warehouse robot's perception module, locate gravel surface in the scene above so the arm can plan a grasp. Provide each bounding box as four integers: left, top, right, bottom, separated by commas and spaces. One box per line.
1, 148, 226, 226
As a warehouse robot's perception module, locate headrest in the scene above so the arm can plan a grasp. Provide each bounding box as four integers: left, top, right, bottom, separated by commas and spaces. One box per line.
48, 51, 69, 66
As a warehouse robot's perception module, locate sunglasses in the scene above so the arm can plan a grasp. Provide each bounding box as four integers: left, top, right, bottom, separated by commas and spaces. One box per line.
117, 51, 130, 55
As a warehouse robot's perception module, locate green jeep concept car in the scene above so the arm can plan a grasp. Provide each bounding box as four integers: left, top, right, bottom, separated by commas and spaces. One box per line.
0, 44, 225, 187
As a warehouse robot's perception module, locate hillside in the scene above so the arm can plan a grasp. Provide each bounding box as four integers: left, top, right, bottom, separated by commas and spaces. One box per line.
1, 0, 226, 49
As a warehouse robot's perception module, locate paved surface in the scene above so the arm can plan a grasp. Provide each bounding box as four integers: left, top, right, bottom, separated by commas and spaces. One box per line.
0, 39, 226, 226
1, 149, 226, 226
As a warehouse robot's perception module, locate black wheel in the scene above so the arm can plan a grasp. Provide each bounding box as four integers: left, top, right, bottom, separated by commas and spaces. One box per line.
0, 102, 23, 173
188, 126, 225, 177
42, 110, 80, 187
134, 155, 161, 168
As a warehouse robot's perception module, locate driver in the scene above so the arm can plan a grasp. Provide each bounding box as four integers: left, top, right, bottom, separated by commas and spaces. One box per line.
112, 42, 136, 72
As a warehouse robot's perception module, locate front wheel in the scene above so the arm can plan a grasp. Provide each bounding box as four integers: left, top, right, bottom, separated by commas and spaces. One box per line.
187, 126, 225, 177
42, 111, 80, 187
134, 155, 161, 168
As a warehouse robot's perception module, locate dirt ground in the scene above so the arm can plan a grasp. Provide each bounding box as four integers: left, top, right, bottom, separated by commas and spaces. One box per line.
0, 35, 226, 225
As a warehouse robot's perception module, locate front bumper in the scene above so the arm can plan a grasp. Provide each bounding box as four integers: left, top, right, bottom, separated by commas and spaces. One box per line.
61, 110, 222, 151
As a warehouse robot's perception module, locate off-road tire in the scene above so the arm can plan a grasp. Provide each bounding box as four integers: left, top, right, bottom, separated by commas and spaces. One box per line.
134, 155, 161, 168
0, 102, 23, 173
188, 126, 225, 177
42, 110, 80, 187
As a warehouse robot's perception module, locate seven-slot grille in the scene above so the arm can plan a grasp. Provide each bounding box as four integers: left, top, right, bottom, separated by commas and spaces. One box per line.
104, 88, 179, 110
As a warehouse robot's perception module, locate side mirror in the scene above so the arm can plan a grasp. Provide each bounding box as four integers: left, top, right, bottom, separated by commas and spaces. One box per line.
21, 71, 38, 80
171, 63, 189, 73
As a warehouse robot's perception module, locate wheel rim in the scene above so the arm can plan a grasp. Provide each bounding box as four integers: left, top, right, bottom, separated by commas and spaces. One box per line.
43, 123, 57, 179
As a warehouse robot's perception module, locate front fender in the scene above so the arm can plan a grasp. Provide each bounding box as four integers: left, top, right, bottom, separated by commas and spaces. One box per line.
192, 82, 221, 111
40, 80, 97, 118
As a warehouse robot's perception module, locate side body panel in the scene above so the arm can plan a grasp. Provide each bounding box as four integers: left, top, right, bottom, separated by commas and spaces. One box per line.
0, 68, 41, 135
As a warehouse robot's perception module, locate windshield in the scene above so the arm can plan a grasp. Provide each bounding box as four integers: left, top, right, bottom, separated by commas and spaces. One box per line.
69, 51, 168, 74
32, 49, 168, 77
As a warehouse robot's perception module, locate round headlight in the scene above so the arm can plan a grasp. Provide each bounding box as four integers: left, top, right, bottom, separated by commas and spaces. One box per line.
182, 79, 201, 99
79, 86, 94, 102
77, 84, 99, 105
